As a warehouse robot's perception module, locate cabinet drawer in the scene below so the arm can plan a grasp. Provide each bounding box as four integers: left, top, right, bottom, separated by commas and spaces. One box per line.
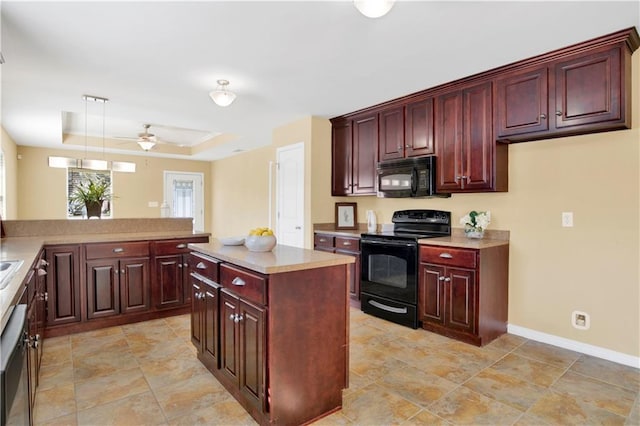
189, 252, 220, 282
220, 263, 267, 306
85, 241, 149, 260
420, 246, 477, 269
314, 234, 335, 249
154, 237, 209, 255
335, 236, 359, 252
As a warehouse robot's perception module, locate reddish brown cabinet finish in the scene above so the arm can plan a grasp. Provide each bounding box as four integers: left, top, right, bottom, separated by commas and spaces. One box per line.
45, 245, 81, 326
191, 270, 220, 373
419, 243, 509, 346
331, 113, 378, 196
495, 30, 638, 142
436, 81, 506, 193
379, 106, 405, 161
405, 97, 435, 158
314, 233, 361, 300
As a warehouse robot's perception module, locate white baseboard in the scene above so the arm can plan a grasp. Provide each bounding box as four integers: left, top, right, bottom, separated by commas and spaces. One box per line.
507, 324, 640, 369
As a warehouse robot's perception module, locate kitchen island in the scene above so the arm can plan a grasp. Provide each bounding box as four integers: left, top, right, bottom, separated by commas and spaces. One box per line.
188, 240, 354, 426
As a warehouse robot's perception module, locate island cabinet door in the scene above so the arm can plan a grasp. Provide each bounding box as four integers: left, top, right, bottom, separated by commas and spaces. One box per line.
86, 259, 120, 319
238, 298, 266, 413
220, 290, 240, 385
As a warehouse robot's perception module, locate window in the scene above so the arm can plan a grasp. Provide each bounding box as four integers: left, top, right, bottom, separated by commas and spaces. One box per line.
67, 168, 112, 218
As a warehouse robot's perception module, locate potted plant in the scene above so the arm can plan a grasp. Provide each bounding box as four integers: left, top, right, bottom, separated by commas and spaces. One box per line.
70, 175, 113, 218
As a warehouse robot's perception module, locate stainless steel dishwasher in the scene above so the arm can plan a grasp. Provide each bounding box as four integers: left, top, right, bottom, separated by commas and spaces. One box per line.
1, 304, 30, 426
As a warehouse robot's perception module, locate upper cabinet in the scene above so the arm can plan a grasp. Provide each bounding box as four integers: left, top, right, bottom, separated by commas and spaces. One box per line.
435, 81, 507, 193
331, 113, 378, 196
495, 43, 633, 142
330, 27, 639, 195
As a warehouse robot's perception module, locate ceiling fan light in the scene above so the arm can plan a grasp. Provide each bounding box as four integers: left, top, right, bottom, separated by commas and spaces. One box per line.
354, 0, 395, 18
138, 140, 156, 151
209, 79, 237, 107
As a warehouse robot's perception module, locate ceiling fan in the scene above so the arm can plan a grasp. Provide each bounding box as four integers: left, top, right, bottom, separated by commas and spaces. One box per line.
114, 124, 162, 151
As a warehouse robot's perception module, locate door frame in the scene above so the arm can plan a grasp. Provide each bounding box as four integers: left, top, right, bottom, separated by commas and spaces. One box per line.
163, 171, 205, 231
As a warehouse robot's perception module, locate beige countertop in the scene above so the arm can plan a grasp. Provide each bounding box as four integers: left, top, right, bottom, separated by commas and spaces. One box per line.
419, 235, 509, 249
0, 231, 210, 332
190, 239, 355, 275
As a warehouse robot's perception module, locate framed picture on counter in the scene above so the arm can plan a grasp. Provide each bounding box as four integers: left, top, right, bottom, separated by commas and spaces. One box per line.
335, 202, 357, 230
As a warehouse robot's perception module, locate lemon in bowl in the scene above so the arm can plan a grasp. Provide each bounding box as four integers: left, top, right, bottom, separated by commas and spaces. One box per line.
245, 228, 277, 252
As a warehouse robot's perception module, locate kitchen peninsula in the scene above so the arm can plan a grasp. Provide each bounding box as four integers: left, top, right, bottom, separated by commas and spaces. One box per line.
188, 240, 354, 426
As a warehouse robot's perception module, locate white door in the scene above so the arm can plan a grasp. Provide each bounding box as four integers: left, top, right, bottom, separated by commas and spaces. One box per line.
276, 143, 304, 248
164, 171, 205, 232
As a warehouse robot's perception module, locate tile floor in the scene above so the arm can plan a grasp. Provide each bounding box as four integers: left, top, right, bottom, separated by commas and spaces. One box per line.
34, 308, 639, 425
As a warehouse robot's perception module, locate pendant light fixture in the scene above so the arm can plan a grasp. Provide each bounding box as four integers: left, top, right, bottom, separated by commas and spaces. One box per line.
209, 79, 237, 107
354, 0, 395, 18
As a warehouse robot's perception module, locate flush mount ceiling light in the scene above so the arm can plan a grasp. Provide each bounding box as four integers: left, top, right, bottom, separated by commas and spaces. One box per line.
354, 0, 395, 18
209, 79, 237, 107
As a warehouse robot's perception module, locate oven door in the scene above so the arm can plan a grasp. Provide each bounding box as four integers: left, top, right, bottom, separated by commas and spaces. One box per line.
360, 238, 417, 304
1, 304, 30, 426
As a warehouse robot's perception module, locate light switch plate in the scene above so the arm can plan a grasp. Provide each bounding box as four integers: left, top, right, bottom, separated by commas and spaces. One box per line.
148, 201, 159, 208
562, 212, 573, 227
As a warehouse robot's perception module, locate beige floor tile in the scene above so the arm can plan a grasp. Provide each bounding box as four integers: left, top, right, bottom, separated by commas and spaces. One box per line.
551, 371, 637, 417
483, 333, 527, 353
349, 322, 398, 346
70, 333, 130, 358
72, 350, 139, 381
140, 350, 210, 390
154, 372, 232, 420
40, 344, 73, 368
528, 390, 626, 425
490, 352, 567, 387
349, 345, 413, 381
513, 340, 581, 370
33, 383, 76, 424
310, 410, 353, 425
570, 354, 640, 392
410, 348, 488, 384
377, 363, 458, 408
626, 394, 640, 426
167, 398, 257, 426
463, 368, 547, 411
74, 366, 151, 411
342, 383, 422, 424
69, 325, 123, 343
343, 370, 375, 396
438, 339, 507, 366
34, 412, 77, 426
428, 386, 523, 425
402, 409, 453, 425
129, 337, 191, 362
76, 391, 168, 426
38, 361, 74, 391
512, 412, 553, 425
42, 335, 71, 352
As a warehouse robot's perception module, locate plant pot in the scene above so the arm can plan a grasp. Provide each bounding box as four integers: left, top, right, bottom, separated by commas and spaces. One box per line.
85, 201, 103, 219
465, 229, 484, 239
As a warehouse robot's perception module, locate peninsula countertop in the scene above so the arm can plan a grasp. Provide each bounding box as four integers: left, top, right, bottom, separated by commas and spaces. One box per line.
189, 239, 355, 275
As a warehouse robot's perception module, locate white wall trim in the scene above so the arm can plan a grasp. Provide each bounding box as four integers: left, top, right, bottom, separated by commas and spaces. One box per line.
507, 324, 640, 369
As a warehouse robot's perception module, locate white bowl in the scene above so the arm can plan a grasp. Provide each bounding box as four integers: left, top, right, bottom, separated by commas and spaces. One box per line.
245, 235, 277, 252
220, 236, 245, 246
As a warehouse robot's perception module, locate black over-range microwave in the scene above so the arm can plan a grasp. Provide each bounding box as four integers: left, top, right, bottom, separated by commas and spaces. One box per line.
376, 156, 449, 198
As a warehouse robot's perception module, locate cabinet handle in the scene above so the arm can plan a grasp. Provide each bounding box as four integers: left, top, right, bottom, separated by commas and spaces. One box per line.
229, 314, 235, 320
44, 292, 48, 302
37, 268, 47, 276
183, 263, 188, 268
231, 277, 246, 286
397, 145, 402, 150
196, 262, 206, 270
439, 253, 453, 259
342, 241, 351, 246
121, 269, 125, 274
176, 243, 187, 249
540, 113, 547, 119
439, 276, 445, 281
319, 238, 327, 242
556, 110, 562, 116
455, 176, 460, 181
178, 264, 183, 268
405, 144, 410, 148
234, 314, 243, 323
39, 259, 49, 267
113, 248, 124, 253
444, 277, 451, 282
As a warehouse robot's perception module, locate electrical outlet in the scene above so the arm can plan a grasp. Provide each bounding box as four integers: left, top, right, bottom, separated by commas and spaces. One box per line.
571, 310, 590, 330
562, 212, 574, 227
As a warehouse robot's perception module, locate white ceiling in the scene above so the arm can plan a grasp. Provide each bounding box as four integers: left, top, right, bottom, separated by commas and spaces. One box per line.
1, 1, 639, 161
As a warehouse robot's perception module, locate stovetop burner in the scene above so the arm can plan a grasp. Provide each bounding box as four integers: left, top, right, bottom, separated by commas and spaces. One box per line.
361, 209, 451, 241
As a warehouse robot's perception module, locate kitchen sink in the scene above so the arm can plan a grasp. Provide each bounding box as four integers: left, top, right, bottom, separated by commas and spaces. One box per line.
0, 260, 24, 290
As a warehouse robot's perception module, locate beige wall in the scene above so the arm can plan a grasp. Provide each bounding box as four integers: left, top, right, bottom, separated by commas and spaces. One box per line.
1, 127, 19, 219
14, 146, 212, 230
211, 53, 640, 358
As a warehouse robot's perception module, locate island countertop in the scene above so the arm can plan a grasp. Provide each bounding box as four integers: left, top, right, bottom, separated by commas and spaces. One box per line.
189, 239, 355, 275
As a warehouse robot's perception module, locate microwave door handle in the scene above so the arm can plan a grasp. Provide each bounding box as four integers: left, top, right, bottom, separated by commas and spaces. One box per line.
410, 168, 418, 194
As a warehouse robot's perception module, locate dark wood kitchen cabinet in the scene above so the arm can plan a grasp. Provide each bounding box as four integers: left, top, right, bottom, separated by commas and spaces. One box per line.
85, 241, 150, 320
314, 233, 361, 300
190, 255, 221, 373
379, 101, 435, 161
151, 237, 209, 310
419, 243, 509, 346
435, 80, 507, 193
495, 30, 638, 142
189, 245, 349, 426
45, 244, 81, 326
331, 113, 378, 196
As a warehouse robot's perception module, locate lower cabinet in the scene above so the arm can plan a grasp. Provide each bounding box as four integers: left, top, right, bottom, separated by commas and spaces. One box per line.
191, 264, 221, 373
419, 243, 509, 346
45, 245, 82, 326
314, 233, 361, 300
220, 290, 266, 413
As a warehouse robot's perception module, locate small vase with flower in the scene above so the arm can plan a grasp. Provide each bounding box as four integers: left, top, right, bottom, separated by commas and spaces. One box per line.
460, 210, 491, 239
